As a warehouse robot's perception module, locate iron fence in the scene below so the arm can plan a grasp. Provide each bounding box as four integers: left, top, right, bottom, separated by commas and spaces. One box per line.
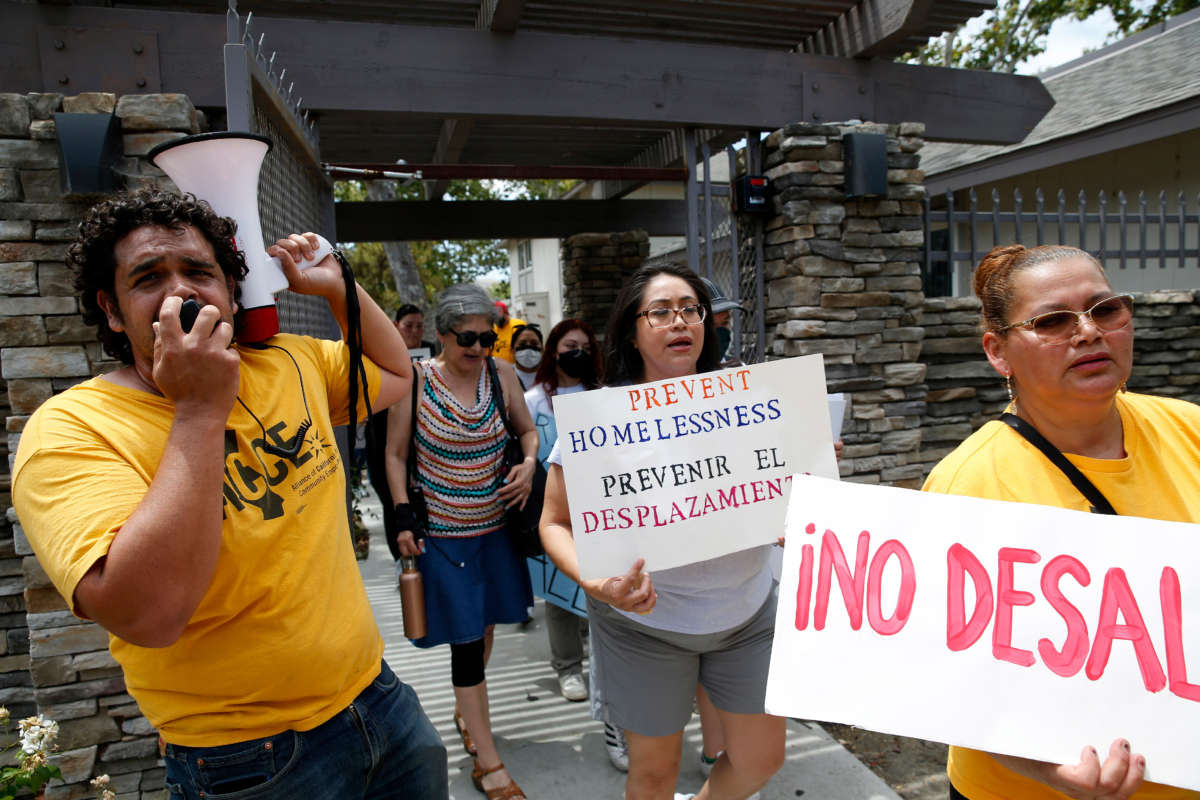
695, 139, 765, 365
646, 135, 766, 364
923, 188, 1200, 296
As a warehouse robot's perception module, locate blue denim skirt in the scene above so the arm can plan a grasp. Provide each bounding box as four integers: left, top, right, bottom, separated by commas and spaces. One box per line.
411, 527, 533, 648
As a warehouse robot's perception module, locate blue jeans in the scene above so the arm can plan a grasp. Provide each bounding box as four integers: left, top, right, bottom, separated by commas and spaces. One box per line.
163, 660, 447, 800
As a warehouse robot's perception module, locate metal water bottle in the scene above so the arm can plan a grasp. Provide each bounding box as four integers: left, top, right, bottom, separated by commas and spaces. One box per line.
398, 557, 427, 640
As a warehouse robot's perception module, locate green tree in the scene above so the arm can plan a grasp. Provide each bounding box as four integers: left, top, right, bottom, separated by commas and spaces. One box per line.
334, 177, 579, 312
906, 0, 1197, 72
333, 178, 513, 311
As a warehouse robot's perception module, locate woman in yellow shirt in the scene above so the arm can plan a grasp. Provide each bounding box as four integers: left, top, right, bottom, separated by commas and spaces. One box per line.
924, 244, 1200, 800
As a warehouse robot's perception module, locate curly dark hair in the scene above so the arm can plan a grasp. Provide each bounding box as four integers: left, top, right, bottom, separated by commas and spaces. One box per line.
70, 189, 249, 364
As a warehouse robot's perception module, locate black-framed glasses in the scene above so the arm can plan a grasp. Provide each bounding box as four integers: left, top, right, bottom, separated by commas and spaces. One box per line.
997, 294, 1134, 344
637, 304, 707, 328
450, 329, 498, 348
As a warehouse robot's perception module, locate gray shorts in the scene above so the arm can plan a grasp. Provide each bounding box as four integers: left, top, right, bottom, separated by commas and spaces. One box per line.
586, 587, 777, 737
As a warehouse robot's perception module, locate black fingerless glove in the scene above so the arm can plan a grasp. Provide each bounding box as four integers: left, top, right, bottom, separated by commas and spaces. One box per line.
392, 502, 426, 543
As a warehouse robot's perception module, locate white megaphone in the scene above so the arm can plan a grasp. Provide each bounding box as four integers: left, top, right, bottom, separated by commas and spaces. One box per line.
149, 132, 332, 343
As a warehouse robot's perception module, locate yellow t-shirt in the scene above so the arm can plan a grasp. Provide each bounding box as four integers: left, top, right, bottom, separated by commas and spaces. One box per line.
492, 316, 527, 363
924, 392, 1200, 800
13, 334, 384, 747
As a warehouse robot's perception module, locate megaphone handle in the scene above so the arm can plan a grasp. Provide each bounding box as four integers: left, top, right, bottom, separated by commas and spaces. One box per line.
265, 234, 334, 284
295, 234, 333, 270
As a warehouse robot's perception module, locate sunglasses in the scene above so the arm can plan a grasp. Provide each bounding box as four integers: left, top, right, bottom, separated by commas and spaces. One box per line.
997, 294, 1134, 344
450, 329, 498, 348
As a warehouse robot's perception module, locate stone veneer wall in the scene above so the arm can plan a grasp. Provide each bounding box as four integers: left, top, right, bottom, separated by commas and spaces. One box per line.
1, 91, 206, 800
915, 290, 1200, 474
561, 230, 650, 340
760, 121, 929, 488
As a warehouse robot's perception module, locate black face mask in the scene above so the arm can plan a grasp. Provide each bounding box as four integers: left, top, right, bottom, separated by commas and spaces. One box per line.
558, 348, 594, 380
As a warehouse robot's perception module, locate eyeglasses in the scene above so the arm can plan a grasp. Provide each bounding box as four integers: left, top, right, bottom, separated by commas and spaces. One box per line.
450, 329, 498, 348
637, 304, 707, 328
997, 294, 1134, 343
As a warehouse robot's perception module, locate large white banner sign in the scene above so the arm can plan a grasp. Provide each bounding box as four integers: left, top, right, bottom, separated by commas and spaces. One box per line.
767, 475, 1200, 792
555, 357, 838, 580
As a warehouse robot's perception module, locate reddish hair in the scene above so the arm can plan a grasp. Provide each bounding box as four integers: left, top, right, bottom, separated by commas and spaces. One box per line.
974, 244, 1104, 333
536, 318, 602, 396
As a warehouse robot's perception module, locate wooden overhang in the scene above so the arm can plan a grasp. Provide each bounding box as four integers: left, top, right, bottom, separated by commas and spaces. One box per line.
3, 0, 1054, 239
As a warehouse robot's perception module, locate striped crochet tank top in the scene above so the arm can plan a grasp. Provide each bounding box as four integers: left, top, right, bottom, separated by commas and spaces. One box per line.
414, 359, 507, 537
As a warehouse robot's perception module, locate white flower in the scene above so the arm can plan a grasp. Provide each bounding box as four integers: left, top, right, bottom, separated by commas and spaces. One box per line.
91, 773, 116, 800
0, 706, 9, 725
17, 714, 58, 755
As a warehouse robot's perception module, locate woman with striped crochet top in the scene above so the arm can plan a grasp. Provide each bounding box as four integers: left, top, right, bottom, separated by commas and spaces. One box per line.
385, 283, 537, 800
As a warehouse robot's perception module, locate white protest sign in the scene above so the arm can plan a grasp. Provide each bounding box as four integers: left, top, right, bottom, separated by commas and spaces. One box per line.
554, 357, 838, 580
767, 475, 1200, 792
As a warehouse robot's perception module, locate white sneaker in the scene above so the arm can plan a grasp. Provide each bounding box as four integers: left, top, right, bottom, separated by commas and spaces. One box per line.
559, 672, 588, 702
604, 722, 629, 772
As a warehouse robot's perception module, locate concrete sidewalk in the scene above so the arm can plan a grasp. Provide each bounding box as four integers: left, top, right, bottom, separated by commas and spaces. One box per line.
356, 498, 900, 800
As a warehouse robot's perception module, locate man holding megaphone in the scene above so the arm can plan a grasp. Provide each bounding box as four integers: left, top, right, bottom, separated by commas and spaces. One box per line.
12, 189, 448, 800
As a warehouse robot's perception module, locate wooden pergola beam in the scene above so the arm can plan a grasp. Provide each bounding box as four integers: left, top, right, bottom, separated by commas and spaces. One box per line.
425, 118, 475, 200
335, 199, 689, 241
477, 0, 527, 32
1, 5, 1053, 145
802, 0, 945, 58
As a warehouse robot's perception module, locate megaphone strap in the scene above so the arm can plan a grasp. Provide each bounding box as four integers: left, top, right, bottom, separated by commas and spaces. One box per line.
236, 342, 314, 463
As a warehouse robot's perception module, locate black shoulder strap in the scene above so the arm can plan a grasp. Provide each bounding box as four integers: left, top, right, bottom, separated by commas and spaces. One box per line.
1000, 412, 1118, 515
485, 356, 519, 439
407, 362, 421, 485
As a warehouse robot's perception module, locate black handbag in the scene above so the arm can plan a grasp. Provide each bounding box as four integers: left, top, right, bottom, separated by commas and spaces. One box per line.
382, 361, 430, 558
486, 357, 547, 557
405, 362, 430, 533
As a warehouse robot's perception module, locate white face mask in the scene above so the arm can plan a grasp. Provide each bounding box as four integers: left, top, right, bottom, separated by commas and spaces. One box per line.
515, 348, 542, 370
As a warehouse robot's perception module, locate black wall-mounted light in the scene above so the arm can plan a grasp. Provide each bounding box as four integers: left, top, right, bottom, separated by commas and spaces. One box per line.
53, 112, 123, 195
843, 132, 888, 199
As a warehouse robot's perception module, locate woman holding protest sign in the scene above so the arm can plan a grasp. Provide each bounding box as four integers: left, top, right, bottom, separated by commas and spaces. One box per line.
525, 319, 635, 769
540, 264, 785, 800
924, 244, 1200, 800
524, 319, 603, 703
385, 283, 537, 800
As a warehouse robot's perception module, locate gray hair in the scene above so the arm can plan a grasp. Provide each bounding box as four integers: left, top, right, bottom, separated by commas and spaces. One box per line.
434, 283, 497, 334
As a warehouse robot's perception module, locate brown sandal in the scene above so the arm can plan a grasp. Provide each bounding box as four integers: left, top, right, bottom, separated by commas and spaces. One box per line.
454, 708, 477, 756
471, 759, 526, 800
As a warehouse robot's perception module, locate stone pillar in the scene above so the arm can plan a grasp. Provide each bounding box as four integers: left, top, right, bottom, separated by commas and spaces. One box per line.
761, 121, 928, 488
1, 90, 202, 799
560, 230, 649, 340
912, 296, 996, 474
